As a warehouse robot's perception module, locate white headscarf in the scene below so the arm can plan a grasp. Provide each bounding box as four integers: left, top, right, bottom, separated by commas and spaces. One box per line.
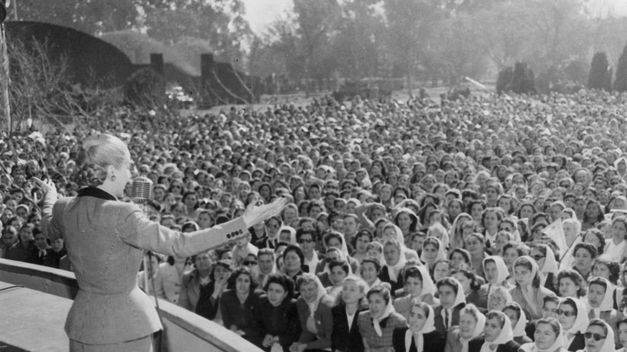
451, 277, 467, 307
588, 277, 614, 318
561, 298, 590, 344
537, 244, 558, 286
586, 319, 615, 352
420, 236, 447, 266
519, 320, 564, 352
372, 291, 396, 337
511, 306, 528, 338
405, 302, 436, 352
385, 240, 408, 282
460, 304, 486, 352
278, 225, 297, 244
483, 255, 510, 285
480, 312, 514, 352
416, 264, 437, 298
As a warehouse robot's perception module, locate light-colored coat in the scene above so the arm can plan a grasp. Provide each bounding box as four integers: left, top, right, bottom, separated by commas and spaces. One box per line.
42, 187, 246, 344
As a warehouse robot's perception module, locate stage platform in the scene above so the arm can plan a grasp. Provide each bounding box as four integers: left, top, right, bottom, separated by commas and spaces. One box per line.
0, 280, 69, 351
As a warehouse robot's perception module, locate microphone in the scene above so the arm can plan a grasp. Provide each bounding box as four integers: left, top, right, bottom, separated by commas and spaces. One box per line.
130, 176, 153, 203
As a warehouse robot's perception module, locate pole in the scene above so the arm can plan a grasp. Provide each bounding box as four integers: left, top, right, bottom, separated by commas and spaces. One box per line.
0, 23, 10, 133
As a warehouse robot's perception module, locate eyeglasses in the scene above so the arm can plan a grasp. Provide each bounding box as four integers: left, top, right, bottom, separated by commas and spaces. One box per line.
584, 332, 606, 341
298, 238, 314, 244
557, 309, 576, 317
243, 261, 257, 266
532, 255, 545, 261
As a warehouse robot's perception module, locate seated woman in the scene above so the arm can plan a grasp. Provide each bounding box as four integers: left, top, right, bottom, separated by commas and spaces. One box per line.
421, 237, 447, 271
453, 269, 486, 310
219, 267, 263, 344
379, 239, 409, 295
255, 273, 301, 352
358, 284, 408, 352
509, 256, 557, 320
326, 260, 351, 300
393, 265, 436, 320
475, 255, 510, 309
502, 303, 531, 345
577, 318, 615, 352
557, 269, 587, 299
591, 256, 622, 310
519, 317, 566, 352
361, 257, 383, 290
392, 301, 446, 352
467, 311, 519, 352
558, 298, 589, 352
291, 273, 334, 352
444, 303, 486, 352
196, 259, 233, 322
332, 275, 368, 352
586, 276, 622, 346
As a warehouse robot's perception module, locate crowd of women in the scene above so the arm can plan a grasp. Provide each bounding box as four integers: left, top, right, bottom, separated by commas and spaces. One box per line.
3, 90, 627, 352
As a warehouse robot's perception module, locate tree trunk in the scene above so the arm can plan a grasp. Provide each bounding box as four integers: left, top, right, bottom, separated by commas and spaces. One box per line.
0, 24, 10, 133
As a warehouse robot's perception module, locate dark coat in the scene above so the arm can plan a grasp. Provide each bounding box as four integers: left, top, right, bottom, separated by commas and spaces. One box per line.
379, 266, 405, 295
434, 304, 465, 336
254, 296, 301, 352
219, 289, 263, 345
331, 303, 365, 352
195, 280, 221, 320
467, 337, 519, 352
392, 327, 445, 352
567, 332, 585, 352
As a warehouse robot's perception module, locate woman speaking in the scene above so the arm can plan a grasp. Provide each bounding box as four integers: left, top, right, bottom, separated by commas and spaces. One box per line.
36, 133, 287, 352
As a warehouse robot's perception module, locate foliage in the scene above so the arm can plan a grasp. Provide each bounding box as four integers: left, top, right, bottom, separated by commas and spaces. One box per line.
496, 67, 514, 94
496, 62, 535, 94
614, 44, 627, 92
123, 68, 165, 107
588, 52, 612, 91
7, 39, 121, 129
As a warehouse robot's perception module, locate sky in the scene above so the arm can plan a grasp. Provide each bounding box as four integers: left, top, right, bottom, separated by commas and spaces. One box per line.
242, 0, 627, 34
242, 0, 293, 34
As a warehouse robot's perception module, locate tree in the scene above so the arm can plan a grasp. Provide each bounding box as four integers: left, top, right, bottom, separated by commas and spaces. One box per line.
588, 51, 612, 91
614, 44, 627, 92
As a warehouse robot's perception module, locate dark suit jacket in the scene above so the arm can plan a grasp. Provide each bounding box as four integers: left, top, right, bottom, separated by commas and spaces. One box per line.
434, 304, 465, 335
379, 266, 404, 295
41, 186, 248, 344
567, 332, 585, 352
331, 303, 365, 352
254, 296, 301, 352
468, 337, 519, 352
219, 289, 263, 345
295, 294, 334, 350
392, 327, 445, 352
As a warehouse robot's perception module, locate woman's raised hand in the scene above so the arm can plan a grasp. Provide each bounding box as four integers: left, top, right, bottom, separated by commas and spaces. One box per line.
242, 197, 288, 228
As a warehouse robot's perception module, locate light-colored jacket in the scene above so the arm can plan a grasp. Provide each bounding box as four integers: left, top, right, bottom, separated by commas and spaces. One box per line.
42, 187, 246, 344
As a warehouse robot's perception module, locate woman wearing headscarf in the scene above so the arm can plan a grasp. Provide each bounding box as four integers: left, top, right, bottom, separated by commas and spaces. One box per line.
394, 265, 437, 318
434, 278, 467, 336
449, 213, 474, 252
586, 277, 622, 345
394, 208, 420, 237
445, 303, 486, 352
519, 317, 566, 352
467, 310, 519, 352
358, 284, 408, 351
291, 273, 334, 352
531, 244, 559, 293
477, 256, 510, 310
509, 256, 558, 320
382, 223, 420, 262
576, 319, 615, 352
603, 217, 627, 263
558, 298, 589, 352
502, 303, 531, 345
421, 237, 447, 271
380, 239, 409, 295
392, 301, 445, 352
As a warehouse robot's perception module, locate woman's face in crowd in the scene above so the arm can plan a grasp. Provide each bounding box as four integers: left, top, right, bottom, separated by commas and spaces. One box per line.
300, 280, 319, 303
470, 204, 483, 220
383, 227, 397, 241
422, 243, 439, 263
397, 213, 412, 230
514, 264, 533, 286
408, 305, 428, 333
558, 277, 579, 298
592, 263, 611, 280
587, 283, 606, 308
405, 276, 423, 297
503, 309, 519, 330
484, 261, 499, 284
584, 324, 607, 352
368, 293, 387, 319
383, 244, 400, 266
519, 205, 533, 219
534, 322, 558, 350
330, 265, 348, 286
342, 280, 364, 305
612, 221, 627, 241
464, 236, 483, 255
483, 317, 503, 342
575, 248, 593, 271
361, 262, 378, 284
283, 250, 301, 273
558, 302, 577, 330
583, 233, 600, 250
267, 282, 287, 307
585, 203, 600, 219
450, 252, 468, 270
459, 312, 478, 339
433, 262, 450, 282
235, 273, 251, 296
618, 323, 627, 349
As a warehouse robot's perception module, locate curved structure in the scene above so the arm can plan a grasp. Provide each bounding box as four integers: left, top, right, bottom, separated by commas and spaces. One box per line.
0, 258, 262, 352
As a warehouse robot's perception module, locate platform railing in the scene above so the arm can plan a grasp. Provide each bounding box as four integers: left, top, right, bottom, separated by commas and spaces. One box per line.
0, 258, 262, 352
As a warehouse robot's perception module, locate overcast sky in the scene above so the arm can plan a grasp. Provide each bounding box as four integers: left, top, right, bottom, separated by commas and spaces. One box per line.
242, 0, 627, 34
